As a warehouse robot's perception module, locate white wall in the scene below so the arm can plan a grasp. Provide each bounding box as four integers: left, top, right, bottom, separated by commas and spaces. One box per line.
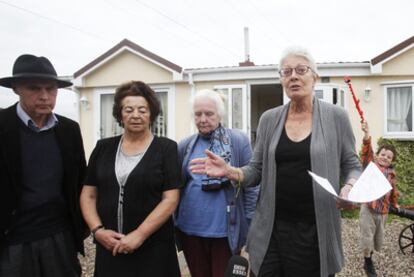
0, 87, 18, 108
0, 87, 79, 122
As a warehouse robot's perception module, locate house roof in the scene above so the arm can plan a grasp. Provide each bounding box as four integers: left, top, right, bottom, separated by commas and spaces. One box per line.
74, 39, 182, 78
371, 35, 414, 65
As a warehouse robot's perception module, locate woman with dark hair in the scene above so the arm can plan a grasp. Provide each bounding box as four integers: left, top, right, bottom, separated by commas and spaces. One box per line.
80, 81, 182, 277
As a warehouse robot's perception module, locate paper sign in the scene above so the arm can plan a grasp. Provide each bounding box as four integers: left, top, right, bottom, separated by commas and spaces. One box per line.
308, 162, 392, 203
308, 171, 339, 197
348, 162, 392, 202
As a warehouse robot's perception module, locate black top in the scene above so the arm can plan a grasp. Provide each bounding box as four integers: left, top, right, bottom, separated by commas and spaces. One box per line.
84, 135, 182, 277
275, 127, 316, 222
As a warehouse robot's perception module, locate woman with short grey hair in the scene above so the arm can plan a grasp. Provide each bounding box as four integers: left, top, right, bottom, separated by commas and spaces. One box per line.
176, 89, 259, 277
190, 89, 226, 119
190, 47, 361, 277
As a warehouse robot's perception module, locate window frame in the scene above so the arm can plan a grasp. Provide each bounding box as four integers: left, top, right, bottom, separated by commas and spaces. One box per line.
313, 83, 348, 108
93, 84, 175, 143
213, 84, 248, 133
383, 82, 414, 139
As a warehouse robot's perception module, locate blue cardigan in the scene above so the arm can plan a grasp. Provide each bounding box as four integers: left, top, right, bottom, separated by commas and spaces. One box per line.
177, 128, 259, 254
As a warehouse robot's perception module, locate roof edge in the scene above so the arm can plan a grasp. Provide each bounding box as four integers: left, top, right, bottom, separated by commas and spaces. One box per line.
74, 39, 182, 78
371, 36, 414, 65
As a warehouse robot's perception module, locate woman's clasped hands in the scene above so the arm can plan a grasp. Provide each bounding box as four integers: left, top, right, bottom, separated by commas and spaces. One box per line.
94, 228, 144, 256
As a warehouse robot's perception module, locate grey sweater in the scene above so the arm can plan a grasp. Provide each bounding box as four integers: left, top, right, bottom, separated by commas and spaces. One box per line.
242, 99, 361, 277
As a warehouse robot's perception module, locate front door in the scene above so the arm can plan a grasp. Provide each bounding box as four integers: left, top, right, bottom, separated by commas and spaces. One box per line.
249, 83, 284, 145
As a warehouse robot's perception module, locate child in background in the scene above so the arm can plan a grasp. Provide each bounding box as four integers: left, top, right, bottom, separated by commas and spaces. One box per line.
359, 120, 400, 277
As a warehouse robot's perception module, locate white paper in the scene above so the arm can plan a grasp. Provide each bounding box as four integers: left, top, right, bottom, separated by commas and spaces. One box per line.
348, 162, 392, 202
308, 162, 392, 203
308, 171, 339, 197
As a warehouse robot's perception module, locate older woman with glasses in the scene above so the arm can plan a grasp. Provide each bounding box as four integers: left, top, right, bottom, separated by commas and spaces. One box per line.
190, 47, 361, 277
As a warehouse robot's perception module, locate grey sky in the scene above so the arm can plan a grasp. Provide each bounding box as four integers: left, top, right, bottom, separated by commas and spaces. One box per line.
0, 0, 413, 78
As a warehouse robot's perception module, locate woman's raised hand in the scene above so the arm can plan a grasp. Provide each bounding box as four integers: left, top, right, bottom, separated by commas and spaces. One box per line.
190, 149, 229, 178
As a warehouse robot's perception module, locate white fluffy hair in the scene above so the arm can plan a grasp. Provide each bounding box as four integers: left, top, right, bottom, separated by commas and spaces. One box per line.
278, 46, 318, 75
190, 89, 226, 119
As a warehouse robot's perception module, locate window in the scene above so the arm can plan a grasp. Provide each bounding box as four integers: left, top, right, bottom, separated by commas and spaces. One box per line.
385, 84, 413, 136
152, 91, 168, 137
101, 93, 123, 138
314, 84, 347, 108
315, 89, 324, 100
98, 89, 169, 139
214, 85, 247, 132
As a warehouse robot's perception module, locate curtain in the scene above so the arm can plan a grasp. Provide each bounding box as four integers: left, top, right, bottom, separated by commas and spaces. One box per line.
387, 86, 412, 132
215, 87, 244, 130
152, 91, 167, 137
101, 94, 123, 138
215, 88, 229, 128
232, 88, 243, 130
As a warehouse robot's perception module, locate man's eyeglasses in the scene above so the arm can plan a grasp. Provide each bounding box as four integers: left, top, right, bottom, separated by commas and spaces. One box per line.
278, 64, 313, 77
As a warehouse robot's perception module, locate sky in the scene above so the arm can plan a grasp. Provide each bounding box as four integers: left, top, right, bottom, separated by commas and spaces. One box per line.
0, 0, 413, 78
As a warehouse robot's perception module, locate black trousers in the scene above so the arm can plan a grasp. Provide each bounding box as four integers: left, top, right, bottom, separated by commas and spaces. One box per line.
0, 230, 81, 277
251, 219, 335, 277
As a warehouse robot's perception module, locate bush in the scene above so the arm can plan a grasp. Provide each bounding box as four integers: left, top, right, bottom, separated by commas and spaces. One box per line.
377, 138, 414, 207
343, 138, 414, 220
341, 208, 359, 219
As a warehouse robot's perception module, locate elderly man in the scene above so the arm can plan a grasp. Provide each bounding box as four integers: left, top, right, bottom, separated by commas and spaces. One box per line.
0, 54, 86, 277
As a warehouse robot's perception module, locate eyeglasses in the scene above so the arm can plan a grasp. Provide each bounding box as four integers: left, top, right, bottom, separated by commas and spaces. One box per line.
278, 64, 313, 77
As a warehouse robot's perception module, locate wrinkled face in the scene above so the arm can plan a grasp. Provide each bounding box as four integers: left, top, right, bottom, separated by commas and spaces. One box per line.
194, 97, 221, 135
14, 79, 58, 120
280, 55, 317, 102
376, 148, 394, 168
121, 96, 151, 134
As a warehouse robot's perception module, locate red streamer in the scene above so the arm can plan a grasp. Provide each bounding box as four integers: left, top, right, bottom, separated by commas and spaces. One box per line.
344, 76, 364, 122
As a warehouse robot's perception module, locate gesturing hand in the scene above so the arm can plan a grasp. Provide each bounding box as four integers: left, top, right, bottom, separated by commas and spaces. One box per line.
190, 150, 229, 178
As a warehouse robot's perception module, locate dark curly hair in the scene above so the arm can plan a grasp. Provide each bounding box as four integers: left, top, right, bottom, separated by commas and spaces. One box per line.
376, 144, 397, 162
112, 81, 160, 126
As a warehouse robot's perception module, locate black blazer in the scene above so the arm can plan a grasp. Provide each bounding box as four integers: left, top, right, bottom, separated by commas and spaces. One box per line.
0, 104, 87, 253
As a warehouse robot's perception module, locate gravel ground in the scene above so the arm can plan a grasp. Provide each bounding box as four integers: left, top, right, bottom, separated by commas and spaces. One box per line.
338, 218, 413, 277
80, 218, 413, 276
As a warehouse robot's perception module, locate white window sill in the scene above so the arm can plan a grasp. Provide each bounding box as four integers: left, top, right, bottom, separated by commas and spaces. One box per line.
382, 134, 414, 141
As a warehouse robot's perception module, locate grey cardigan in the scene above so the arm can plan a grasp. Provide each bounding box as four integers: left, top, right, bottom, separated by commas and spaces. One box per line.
242, 99, 361, 277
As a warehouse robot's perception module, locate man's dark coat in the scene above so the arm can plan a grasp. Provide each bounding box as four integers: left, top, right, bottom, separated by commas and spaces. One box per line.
0, 104, 87, 253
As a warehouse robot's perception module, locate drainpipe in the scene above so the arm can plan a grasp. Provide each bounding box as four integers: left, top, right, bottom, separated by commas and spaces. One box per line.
188, 72, 196, 134
70, 85, 81, 124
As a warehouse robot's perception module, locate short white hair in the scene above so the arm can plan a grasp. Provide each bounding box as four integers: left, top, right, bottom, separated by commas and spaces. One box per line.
278, 46, 318, 75
190, 89, 226, 119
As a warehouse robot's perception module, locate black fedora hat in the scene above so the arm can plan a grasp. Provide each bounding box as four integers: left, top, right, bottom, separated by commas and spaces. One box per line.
0, 54, 72, 89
